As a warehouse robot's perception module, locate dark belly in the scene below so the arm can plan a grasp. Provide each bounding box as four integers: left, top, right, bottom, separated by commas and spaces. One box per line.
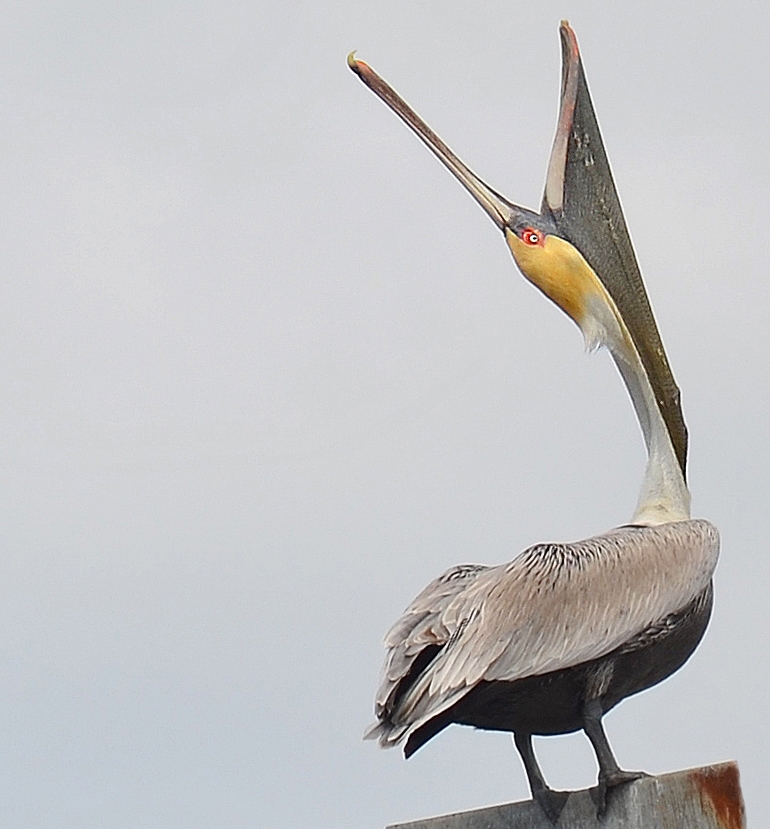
405, 582, 713, 754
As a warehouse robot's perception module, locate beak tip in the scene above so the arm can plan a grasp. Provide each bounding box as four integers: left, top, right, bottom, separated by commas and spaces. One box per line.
348, 51, 371, 78
559, 20, 580, 58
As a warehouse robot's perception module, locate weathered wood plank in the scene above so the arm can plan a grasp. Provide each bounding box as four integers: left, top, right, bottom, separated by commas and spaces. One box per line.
387, 762, 745, 829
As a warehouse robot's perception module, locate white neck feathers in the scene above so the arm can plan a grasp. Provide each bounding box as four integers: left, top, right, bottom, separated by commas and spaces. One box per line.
582, 292, 691, 526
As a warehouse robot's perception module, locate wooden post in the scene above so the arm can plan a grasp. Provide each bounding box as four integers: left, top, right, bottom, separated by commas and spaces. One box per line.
387, 762, 745, 829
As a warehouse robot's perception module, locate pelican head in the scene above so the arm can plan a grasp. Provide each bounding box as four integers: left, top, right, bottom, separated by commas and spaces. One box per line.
349, 22, 690, 526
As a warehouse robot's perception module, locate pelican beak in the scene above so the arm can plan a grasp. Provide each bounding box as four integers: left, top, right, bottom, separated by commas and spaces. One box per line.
348, 24, 687, 482
347, 52, 527, 232
541, 22, 688, 477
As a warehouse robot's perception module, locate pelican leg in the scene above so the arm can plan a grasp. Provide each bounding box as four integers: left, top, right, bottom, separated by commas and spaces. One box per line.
513, 732, 570, 825
582, 699, 648, 816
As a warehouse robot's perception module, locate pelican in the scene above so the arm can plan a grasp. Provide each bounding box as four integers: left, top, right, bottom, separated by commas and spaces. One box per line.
349, 22, 719, 824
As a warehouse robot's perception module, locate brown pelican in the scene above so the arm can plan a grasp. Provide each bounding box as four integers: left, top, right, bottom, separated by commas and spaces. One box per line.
348, 21, 719, 824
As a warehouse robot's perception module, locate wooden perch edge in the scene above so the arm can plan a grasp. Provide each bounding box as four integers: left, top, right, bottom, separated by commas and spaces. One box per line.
387, 761, 745, 829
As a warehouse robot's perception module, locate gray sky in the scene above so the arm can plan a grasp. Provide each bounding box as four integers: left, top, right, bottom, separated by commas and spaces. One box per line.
0, 1, 766, 827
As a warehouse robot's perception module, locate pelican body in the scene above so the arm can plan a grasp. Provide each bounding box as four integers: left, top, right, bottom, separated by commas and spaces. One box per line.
349, 22, 718, 823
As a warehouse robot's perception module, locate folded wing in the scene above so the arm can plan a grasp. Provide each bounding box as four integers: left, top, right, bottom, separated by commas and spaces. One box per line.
369, 519, 718, 747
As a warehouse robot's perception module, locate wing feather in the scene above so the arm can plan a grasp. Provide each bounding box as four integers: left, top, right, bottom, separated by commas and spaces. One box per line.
368, 563, 489, 732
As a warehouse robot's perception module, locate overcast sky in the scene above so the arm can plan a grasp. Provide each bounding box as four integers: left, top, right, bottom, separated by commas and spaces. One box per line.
0, 1, 766, 827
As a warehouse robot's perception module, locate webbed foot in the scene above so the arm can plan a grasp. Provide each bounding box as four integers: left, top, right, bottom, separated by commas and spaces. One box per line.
532, 786, 571, 825
592, 769, 649, 818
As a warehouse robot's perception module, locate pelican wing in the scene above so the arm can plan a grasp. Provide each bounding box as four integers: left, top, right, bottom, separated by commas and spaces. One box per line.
542, 22, 688, 478
385, 520, 718, 740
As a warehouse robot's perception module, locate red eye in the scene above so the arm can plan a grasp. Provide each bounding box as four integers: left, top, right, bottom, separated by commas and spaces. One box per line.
521, 228, 542, 246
